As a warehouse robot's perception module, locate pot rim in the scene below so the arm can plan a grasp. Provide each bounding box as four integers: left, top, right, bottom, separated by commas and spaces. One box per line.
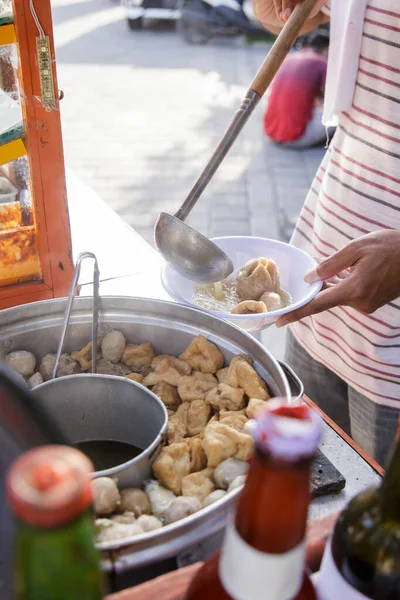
35, 374, 169, 478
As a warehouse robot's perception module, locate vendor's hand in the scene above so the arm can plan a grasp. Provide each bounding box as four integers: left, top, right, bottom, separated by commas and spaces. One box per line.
253, 0, 326, 30
276, 230, 400, 327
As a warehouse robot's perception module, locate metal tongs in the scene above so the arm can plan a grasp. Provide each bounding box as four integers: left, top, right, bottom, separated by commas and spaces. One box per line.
52, 252, 100, 379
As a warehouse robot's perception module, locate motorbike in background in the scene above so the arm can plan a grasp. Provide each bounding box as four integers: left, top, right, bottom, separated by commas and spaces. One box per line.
177, 0, 272, 45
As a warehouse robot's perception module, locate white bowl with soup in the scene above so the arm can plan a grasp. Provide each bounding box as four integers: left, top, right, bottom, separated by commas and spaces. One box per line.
161, 236, 323, 332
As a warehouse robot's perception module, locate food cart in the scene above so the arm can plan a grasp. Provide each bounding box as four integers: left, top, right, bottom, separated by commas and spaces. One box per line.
0, 0, 384, 597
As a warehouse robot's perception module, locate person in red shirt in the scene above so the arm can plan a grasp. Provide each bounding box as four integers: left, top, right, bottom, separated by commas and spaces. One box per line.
264, 29, 329, 147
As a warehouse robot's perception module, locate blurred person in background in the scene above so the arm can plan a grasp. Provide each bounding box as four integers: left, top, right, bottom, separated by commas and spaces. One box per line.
253, 0, 400, 467
264, 29, 330, 148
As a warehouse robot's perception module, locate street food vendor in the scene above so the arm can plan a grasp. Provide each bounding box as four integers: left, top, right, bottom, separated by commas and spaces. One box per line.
253, 0, 400, 466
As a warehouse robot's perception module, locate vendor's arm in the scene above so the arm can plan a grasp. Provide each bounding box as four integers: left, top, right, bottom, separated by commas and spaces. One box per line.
276, 230, 400, 326
253, 0, 330, 36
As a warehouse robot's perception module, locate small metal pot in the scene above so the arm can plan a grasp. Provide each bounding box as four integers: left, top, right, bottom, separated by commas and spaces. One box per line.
34, 374, 168, 488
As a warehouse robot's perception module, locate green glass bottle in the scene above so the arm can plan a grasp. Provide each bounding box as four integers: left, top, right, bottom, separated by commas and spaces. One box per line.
7, 445, 104, 600
317, 437, 400, 600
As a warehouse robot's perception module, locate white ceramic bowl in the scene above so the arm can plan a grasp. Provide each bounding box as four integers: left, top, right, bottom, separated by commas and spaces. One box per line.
161, 236, 323, 332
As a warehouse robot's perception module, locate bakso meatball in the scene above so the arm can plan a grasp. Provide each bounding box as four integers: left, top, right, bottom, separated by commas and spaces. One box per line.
92, 477, 121, 516
259, 291, 285, 312
6, 350, 36, 378
118, 488, 151, 517
164, 496, 202, 525
228, 475, 247, 492
136, 515, 163, 532
214, 458, 249, 490
203, 490, 227, 508
27, 372, 44, 389
145, 480, 176, 519
101, 330, 126, 363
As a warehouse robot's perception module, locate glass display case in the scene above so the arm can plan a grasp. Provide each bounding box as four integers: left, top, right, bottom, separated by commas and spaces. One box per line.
0, 0, 73, 308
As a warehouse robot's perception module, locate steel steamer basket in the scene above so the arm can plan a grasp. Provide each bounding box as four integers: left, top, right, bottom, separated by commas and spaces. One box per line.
0, 296, 296, 581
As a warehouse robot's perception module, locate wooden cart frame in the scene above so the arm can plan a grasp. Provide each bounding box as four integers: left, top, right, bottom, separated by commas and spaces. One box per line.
0, 0, 73, 309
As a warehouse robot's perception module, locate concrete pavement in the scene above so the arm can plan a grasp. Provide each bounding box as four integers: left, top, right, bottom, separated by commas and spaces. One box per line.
52, 0, 325, 357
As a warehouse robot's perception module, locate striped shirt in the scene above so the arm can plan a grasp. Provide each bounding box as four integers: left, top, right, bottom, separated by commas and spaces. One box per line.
290, 0, 400, 408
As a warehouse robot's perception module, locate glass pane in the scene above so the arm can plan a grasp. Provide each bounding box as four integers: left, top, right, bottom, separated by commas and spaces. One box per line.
0, 43, 23, 144
0, 157, 42, 286
0, 1, 13, 25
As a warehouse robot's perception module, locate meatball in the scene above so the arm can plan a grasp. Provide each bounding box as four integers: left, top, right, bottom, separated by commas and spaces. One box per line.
164, 496, 202, 525
101, 330, 126, 363
94, 519, 143, 543
6, 351, 36, 377
180, 335, 224, 374
118, 488, 151, 517
203, 490, 227, 508
122, 343, 156, 372
214, 458, 249, 490
228, 475, 247, 492
259, 291, 285, 312
92, 477, 121, 516
136, 515, 163, 532
145, 480, 176, 519
39, 353, 80, 381
27, 372, 44, 389
110, 512, 136, 524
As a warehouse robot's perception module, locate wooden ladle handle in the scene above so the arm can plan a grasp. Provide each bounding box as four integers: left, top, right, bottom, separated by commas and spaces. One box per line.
250, 0, 320, 97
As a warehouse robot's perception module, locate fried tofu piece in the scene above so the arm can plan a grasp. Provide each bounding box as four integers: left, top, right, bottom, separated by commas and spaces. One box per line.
177, 371, 218, 402
216, 367, 229, 384
152, 381, 181, 409
225, 356, 269, 401
152, 442, 191, 495
186, 437, 207, 472
181, 468, 215, 502
202, 422, 253, 467
122, 343, 156, 372
236, 257, 280, 301
143, 355, 191, 387
187, 399, 212, 437
225, 354, 252, 388
206, 383, 246, 412
180, 335, 224, 374
71, 340, 102, 371
167, 403, 189, 443
125, 373, 144, 384
245, 398, 269, 419
219, 414, 248, 432
231, 301, 267, 315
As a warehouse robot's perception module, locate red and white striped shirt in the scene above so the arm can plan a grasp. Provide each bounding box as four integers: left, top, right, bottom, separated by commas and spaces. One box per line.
291, 0, 400, 408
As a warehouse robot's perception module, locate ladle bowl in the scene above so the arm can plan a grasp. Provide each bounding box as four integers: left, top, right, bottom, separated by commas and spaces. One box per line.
155, 213, 234, 282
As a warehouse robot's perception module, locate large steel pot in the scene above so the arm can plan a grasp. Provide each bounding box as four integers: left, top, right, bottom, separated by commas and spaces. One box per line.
0, 296, 292, 574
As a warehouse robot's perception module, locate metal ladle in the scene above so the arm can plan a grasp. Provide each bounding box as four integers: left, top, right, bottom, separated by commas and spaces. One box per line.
155, 0, 319, 282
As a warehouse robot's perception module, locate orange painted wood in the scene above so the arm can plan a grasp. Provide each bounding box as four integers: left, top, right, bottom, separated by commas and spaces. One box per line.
106, 514, 338, 600
303, 395, 385, 477
0, 0, 74, 308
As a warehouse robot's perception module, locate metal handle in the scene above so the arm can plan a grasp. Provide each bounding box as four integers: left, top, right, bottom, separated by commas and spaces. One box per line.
52, 252, 100, 379
278, 360, 304, 401
173, 0, 319, 222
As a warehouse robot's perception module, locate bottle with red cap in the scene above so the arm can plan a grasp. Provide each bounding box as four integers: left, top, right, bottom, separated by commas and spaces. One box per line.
185, 399, 323, 600
7, 445, 103, 600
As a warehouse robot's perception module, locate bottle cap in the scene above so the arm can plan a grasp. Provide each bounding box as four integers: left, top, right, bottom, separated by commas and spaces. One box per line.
253, 399, 323, 461
7, 445, 94, 528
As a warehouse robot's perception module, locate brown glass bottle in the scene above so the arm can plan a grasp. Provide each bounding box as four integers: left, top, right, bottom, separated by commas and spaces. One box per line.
185, 402, 323, 600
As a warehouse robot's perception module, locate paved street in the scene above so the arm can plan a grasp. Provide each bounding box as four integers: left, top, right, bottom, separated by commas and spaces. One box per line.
51, 0, 325, 357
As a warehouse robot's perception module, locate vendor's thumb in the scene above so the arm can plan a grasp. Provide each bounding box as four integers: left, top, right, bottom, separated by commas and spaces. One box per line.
304, 246, 355, 284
